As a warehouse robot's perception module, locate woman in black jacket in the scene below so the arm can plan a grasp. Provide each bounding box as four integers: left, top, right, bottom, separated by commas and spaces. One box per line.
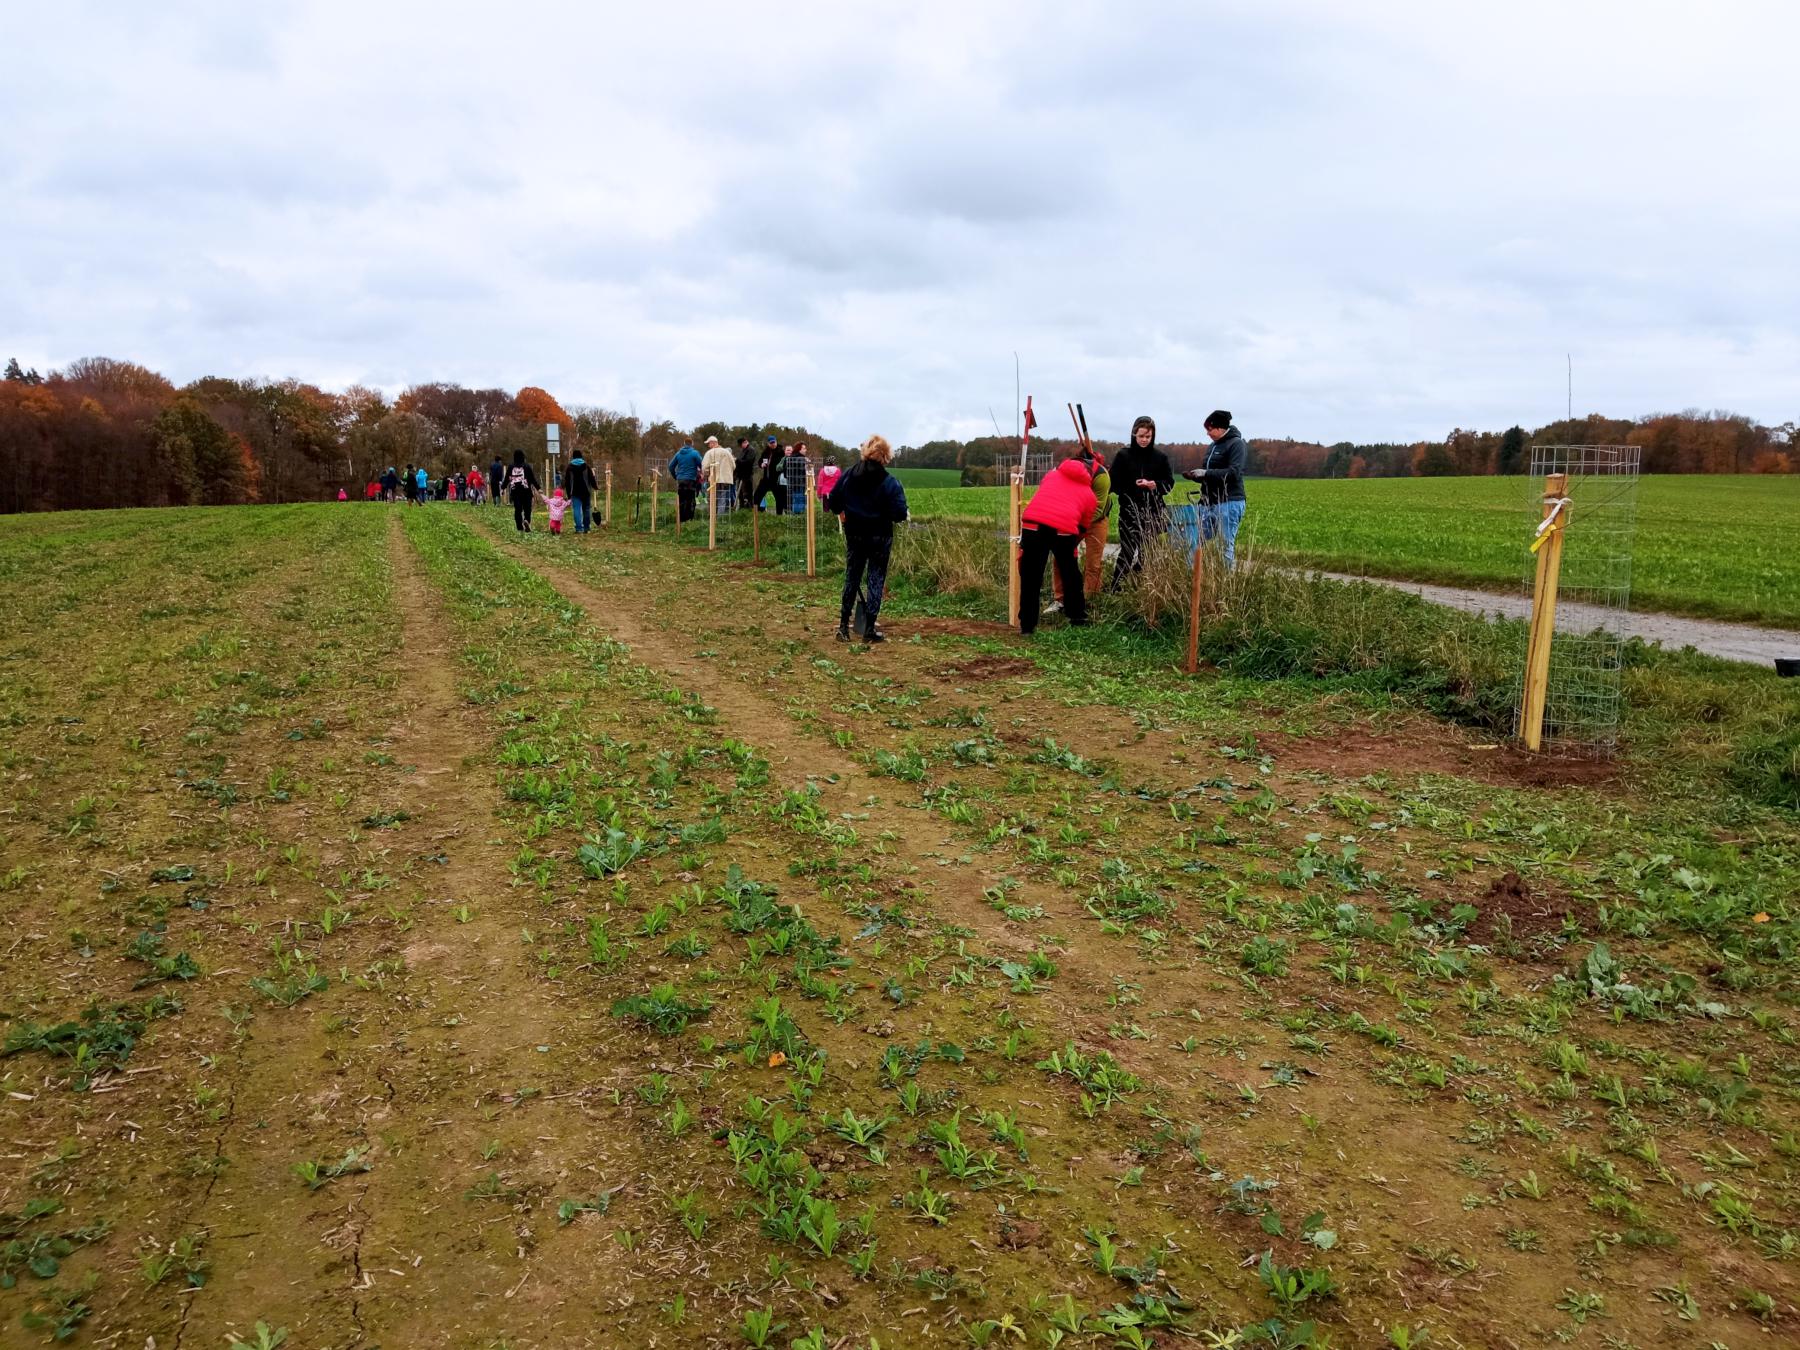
824, 435, 909, 644
502, 450, 541, 532
1183, 410, 1248, 569
1107, 415, 1173, 588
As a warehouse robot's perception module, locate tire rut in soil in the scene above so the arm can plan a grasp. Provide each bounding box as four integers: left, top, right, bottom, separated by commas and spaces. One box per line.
486, 534, 1136, 1039
182, 521, 647, 1347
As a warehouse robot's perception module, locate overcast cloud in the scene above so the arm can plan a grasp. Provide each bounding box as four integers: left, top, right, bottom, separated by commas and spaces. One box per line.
4, 1, 1797, 445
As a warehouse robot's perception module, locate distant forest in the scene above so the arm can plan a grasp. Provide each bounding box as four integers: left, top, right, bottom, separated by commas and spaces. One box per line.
1, 354, 1792, 513
898, 412, 1797, 485
0, 356, 850, 514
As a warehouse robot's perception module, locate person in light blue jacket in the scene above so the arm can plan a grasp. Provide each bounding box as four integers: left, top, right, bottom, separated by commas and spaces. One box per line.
668, 443, 703, 523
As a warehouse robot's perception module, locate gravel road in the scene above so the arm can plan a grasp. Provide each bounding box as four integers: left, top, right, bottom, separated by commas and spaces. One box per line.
1312, 571, 1800, 668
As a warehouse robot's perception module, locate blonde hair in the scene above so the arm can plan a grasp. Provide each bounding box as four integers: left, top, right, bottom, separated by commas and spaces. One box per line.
861, 435, 892, 464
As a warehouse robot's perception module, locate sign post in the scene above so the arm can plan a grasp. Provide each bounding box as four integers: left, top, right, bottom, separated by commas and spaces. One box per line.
545, 422, 560, 502
604, 466, 613, 526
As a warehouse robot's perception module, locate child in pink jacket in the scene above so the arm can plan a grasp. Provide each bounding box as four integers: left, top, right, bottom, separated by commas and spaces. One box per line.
547, 487, 569, 534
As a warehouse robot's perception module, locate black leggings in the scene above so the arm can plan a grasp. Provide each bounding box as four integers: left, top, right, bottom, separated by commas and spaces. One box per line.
511, 488, 533, 531
1019, 525, 1084, 634
841, 533, 893, 626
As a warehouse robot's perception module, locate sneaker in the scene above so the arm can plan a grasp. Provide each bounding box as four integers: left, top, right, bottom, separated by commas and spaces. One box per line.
1043, 600, 1062, 614
836, 625, 851, 643
866, 626, 886, 644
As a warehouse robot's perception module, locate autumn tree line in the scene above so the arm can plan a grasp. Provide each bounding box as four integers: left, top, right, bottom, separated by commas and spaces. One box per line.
0, 356, 849, 514
1, 354, 1792, 514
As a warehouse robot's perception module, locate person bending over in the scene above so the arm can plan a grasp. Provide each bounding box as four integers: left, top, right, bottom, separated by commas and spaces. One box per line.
1018, 454, 1098, 635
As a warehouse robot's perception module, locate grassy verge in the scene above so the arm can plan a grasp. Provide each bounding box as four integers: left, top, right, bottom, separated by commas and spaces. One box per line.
902, 476, 1800, 627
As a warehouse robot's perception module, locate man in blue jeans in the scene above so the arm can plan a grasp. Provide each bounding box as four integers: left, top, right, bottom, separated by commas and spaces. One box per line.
1184, 409, 1247, 569
563, 451, 597, 532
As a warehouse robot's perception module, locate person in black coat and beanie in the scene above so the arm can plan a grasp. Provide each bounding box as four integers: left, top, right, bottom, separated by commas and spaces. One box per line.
1107, 415, 1174, 588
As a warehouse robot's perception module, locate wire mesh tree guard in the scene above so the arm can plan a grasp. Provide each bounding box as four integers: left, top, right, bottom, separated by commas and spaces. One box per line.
1516, 443, 1641, 756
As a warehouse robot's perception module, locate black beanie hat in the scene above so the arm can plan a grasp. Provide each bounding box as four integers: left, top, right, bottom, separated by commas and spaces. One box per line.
1204, 410, 1233, 430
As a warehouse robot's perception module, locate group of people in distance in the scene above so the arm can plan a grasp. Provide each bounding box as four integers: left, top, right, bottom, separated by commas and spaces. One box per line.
666, 433, 822, 522
340, 411, 1248, 646
355, 464, 491, 505
1017, 409, 1247, 634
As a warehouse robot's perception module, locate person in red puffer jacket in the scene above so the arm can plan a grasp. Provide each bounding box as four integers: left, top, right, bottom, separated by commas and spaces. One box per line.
1018, 455, 1098, 635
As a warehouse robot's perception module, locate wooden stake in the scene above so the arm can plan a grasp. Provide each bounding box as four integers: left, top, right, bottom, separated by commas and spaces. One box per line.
805, 466, 816, 577
1521, 472, 1570, 751
603, 466, 613, 526
1007, 472, 1023, 629
753, 501, 761, 565
1185, 530, 1205, 675
650, 471, 660, 534
708, 477, 718, 550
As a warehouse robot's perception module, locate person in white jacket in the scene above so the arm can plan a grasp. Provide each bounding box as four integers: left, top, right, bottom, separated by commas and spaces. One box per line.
700, 435, 737, 511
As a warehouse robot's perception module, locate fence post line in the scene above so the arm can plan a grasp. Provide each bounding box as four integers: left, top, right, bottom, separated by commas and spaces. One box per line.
1521, 472, 1570, 751
1007, 471, 1023, 629
650, 470, 660, 534
805, 466, 817, 576
603, 466, 613, 526
1185, 531, 1206, 675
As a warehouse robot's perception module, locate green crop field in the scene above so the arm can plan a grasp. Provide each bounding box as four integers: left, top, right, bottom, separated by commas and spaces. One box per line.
888, 467, 962, 489
904, 475, 1800, 626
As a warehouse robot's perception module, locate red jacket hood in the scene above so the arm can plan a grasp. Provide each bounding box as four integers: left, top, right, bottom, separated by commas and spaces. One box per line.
1022, 457, 1099, 534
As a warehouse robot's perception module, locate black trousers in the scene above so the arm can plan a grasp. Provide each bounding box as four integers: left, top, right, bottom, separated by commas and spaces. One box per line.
1019, 525, 1084, 634
1109, 501, 1165, 588
677, 483, 698, 522
736, 475, 755, 509
511, 487, 533, 531
841, 533, 893, 626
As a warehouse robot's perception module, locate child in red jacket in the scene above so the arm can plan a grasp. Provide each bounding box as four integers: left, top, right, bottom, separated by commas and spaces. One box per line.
1018, 456, 1097, 635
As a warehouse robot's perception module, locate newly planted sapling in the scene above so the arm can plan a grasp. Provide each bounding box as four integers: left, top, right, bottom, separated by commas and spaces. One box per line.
292, 1147, 371, 1191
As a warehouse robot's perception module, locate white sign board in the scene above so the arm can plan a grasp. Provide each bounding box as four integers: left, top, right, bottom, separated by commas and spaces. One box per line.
545, 422, 560, 455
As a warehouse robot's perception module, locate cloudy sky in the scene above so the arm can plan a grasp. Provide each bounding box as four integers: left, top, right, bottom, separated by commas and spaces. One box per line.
5, 1, 1797, 446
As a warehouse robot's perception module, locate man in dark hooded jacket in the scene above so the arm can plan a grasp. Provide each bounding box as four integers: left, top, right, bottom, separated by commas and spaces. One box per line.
1107, 415, 1174, 588
755, 435, 786, 513
563, 450, 598, 532
734, 437, 756, 510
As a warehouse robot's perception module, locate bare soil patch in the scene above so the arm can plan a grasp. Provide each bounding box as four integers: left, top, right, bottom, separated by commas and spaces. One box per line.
928, 655, 1037, 682
1274, 725, 1620, 789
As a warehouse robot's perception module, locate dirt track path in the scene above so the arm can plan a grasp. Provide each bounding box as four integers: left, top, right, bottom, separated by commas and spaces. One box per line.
487, 537, 1181, 1056
1313, 571, 1800, 666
